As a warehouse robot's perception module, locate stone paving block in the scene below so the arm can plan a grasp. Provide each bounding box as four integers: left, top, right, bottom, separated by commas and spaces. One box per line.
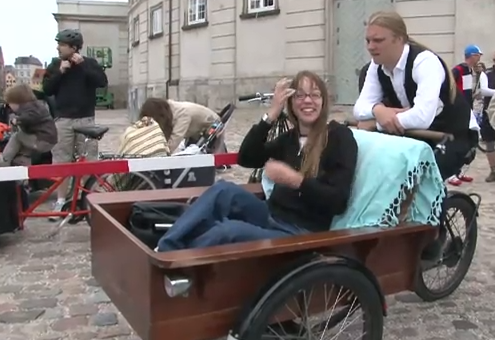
0, 108, 493, 339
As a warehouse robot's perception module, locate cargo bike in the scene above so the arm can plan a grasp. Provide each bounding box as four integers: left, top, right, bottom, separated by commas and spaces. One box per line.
88, 105, 480, 340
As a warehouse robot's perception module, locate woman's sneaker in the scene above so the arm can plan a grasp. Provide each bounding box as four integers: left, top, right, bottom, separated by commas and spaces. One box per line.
447, 176, 462, 186
457, 174, 473, 182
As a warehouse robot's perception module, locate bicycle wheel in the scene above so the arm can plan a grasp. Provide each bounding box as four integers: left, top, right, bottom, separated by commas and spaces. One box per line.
414, 196, 478, 301
241, 265, 383, 340
81, 171, 159, 225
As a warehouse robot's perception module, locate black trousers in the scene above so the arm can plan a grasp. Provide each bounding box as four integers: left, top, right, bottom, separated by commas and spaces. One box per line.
434, 131, 477, 180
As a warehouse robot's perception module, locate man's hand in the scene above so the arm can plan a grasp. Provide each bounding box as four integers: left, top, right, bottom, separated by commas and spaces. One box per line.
357, 120, 377, 131
59, 60, 71, 73
373, 105, 405, 135
264, 159, 303, 189
70, 53, 84, 65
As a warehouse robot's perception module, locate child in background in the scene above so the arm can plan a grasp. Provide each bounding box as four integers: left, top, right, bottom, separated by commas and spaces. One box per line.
1, 84, 57, 166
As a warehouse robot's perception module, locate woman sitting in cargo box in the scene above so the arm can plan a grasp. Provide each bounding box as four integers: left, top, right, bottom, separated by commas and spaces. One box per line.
156, 70, 358, 252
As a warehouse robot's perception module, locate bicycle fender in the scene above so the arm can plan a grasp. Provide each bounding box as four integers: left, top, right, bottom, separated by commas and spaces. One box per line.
447, 190, 479, 217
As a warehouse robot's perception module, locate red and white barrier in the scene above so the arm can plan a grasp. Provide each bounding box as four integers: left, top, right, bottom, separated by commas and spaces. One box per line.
0, 153, 239, 182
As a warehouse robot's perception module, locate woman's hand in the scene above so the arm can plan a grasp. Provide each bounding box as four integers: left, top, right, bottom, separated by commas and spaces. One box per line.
264, 159, 303, 189
268, 78, 296, 121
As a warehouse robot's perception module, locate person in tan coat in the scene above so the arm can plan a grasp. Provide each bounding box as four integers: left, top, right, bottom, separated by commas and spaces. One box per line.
165, 99, 221, 153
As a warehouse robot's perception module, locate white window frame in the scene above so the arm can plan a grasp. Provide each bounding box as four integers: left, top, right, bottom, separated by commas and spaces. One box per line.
188, 0, 206, 25
132, 16, 140, 44
248, 0, 275, 13
151, 5, 163, 36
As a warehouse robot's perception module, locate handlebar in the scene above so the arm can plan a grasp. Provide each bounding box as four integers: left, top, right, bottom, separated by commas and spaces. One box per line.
344, 119, 454, 144
238, 94, 259, 102
238, 92, 274, 103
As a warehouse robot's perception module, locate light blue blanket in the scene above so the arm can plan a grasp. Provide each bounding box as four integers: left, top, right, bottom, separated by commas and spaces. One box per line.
261, 129, 446, 229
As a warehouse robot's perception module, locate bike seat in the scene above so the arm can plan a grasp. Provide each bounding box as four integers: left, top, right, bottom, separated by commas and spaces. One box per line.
73, 125, 109, 140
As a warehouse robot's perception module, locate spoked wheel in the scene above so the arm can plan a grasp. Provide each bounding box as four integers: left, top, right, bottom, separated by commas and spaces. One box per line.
81, 172, 159, 225
242, 266, 383, 340
415, 196, 478, 301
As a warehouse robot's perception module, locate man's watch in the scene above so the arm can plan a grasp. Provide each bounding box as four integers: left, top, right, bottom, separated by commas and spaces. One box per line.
262, 113, 273, 125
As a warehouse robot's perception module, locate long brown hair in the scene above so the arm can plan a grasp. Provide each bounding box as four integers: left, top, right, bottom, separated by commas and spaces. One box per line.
286, 71, 329, 177
368, 10, 457, 103
139, 98, 173, 139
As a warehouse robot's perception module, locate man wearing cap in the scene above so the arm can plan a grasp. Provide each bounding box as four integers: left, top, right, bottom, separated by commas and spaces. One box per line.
451, 44, 495, 183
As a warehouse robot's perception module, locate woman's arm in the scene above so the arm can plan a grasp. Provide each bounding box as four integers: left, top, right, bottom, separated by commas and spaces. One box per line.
237, 120, 284, 169
298, 124, 358, 215
396, 51, 446, 129
168, 114, 191, 153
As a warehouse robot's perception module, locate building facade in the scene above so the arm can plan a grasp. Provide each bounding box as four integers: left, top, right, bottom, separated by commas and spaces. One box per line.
14, 56, 43, 86
5, 67, 16, 90
31, 69, 46, 91
127, 0, 495, 114
53, 0, 129, 108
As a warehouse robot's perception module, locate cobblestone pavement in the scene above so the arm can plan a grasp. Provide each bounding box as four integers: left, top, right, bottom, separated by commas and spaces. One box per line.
0, 107, 494, 339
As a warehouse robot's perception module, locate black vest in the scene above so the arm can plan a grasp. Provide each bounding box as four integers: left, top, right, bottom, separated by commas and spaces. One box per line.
484, 68, 495, 110
376, 45, 471, 137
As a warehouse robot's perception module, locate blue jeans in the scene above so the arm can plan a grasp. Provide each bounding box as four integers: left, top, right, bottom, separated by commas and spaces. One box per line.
156, 180, 307, 251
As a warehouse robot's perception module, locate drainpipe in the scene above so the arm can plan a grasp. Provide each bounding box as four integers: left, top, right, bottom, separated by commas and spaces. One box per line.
165, 0, 173, 98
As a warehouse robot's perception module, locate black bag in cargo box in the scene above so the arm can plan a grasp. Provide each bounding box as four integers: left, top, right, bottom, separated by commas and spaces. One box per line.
127, 201, 189, 249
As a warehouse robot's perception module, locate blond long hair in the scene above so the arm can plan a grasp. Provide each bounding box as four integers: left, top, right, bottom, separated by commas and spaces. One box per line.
286, 71, 329, 177
368, 11, 457, 103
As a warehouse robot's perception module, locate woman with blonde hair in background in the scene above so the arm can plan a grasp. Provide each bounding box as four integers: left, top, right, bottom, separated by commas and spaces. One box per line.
353, 10, 478, 261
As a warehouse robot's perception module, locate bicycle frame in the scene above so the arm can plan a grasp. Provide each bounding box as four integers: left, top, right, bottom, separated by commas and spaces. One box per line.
16, 135, 115, 228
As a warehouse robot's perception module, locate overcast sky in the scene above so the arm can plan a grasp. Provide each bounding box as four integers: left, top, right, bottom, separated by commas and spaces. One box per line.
0, 0, 127, 66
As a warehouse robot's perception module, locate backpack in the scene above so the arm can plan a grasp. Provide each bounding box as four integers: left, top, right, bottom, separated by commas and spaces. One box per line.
127, 201, 189, 249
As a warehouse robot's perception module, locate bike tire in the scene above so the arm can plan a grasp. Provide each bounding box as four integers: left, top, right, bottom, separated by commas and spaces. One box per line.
241, 265, 383, 340
414, 196, 478, 301
81, 171, 159, 225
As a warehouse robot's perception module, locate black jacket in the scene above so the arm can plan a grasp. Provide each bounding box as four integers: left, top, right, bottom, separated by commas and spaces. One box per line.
42, 57, 108, 119
238, 120, 358, 232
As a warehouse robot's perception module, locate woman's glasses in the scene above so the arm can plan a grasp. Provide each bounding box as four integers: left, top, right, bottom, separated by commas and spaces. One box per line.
293, 91, 322, 101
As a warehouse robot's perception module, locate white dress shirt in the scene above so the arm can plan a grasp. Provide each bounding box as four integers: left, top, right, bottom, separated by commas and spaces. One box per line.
354, 44, 451, 130
479, 72, 495, 97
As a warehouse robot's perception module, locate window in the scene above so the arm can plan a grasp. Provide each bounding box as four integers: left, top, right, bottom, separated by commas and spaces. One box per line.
188, 0, 206, 24
248, 0, 274, 13
150, 5, 163, 36
132, 16, 140, 45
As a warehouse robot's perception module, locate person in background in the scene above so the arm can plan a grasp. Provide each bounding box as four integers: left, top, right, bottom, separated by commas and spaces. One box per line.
353, 11, 476, 261
472, 62, 487, 122
42, 29, 108, 220
1, 84, 57, 166
450, 45, 495, 184
117, 98, 171, 157
163, 99, 221, 153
